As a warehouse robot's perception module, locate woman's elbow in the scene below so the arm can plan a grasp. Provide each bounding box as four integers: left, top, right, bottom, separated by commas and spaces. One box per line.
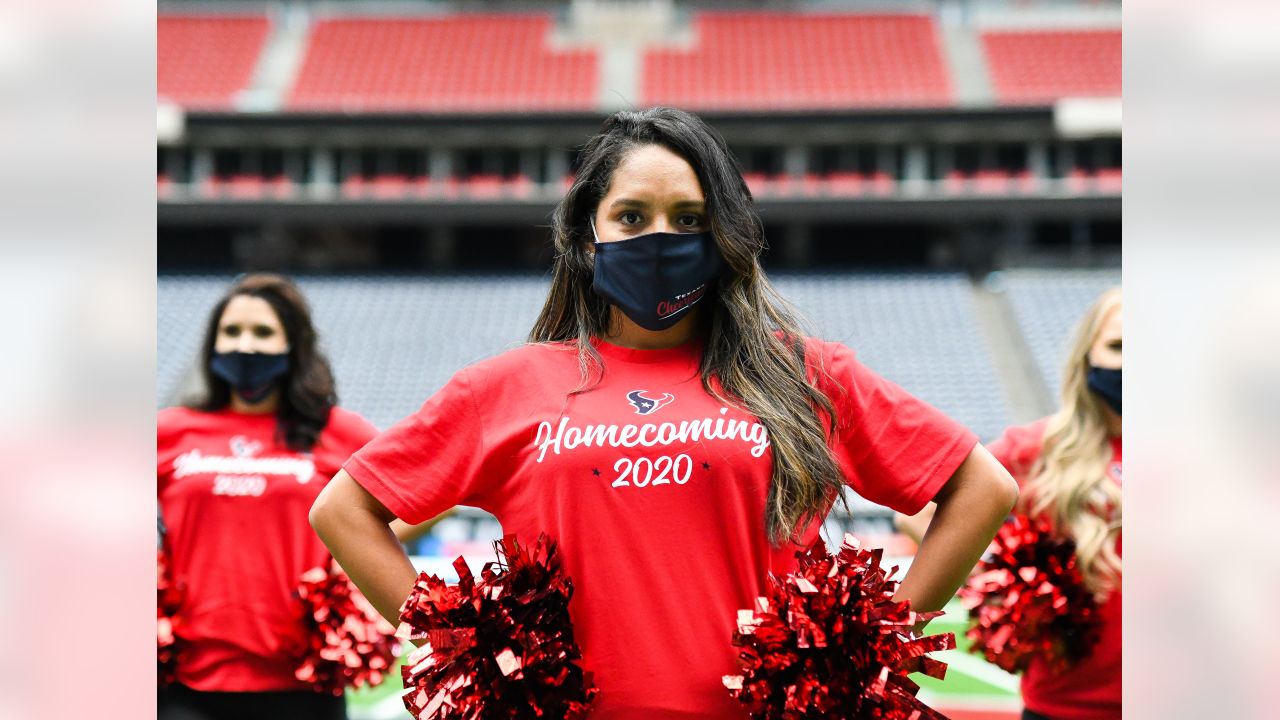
308, 478, 342, 536
308, 491, 328, 535
990, 468, 1019, 515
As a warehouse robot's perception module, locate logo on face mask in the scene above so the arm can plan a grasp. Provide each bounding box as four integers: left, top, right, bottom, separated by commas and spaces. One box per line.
656, 284, 709, 321
627, 390, 674, 416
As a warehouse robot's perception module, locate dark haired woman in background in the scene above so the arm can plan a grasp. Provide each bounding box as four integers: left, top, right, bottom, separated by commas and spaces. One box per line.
311, 108, 1019, 719
158, 273, 397, 720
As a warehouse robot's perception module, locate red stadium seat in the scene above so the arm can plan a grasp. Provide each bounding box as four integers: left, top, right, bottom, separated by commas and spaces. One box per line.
641, 13, 952, 110
158, 15, 271, 109
801, 173, 825, 198
972, 169, 1012, 195
1095, 167, 1122, 193
867, 171, 895, 195
508, 174, 535, 199
766, 173, 799, 198
369, 175, 411, 200
742, 172, 768, 197
197, 174, 295, 200
288, 16, 599, 112
1012, 169, 1039, 194
945, 169, 1037, 196
827, 171, 866, 197
462, 174, 505, 200
1065, 168, 1094, 193
981, 29, 1120, 105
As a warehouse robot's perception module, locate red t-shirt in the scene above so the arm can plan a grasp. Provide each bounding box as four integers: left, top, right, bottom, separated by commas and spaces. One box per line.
987, 419, 1122, 720
157, 405, 379, 692
346, 337, 976, 719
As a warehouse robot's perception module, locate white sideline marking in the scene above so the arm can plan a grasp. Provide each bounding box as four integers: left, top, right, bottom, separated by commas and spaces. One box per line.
348, 693, 412, 720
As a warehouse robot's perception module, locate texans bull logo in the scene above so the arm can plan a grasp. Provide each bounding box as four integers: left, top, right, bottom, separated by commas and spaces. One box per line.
230, 435, 263, 458
627, 390, 674, 415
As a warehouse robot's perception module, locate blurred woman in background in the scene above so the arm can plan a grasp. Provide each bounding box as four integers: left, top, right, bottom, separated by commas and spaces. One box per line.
158, 273, 416, 720
898, 288, 1123, 720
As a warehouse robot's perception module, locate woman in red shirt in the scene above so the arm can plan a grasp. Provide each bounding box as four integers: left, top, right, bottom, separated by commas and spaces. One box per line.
157, 273, 383, 720
899, 288, 1123, 720
310, 107, 1019, 719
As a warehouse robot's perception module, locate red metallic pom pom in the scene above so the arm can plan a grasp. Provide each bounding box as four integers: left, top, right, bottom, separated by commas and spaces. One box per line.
724, 534, 955, 720
295, 561, 403, 695
959, 515, 1103, 674
157, 549, 182, 686
397, 533, 597, 719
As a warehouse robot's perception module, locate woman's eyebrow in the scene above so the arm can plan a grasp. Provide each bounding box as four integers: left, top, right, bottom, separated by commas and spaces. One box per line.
608, 198, 705, 209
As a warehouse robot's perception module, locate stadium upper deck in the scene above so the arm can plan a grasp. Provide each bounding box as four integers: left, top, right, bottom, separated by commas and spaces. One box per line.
157, 5, 1119, 113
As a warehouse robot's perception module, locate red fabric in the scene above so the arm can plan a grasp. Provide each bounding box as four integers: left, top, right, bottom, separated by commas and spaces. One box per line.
986, 419, 1122, 720
345, 337, 976, 718
157, 406, 378, 691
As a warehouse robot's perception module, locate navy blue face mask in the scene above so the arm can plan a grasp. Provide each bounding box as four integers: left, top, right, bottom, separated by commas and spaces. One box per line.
210, 351, 289, 404
590, 220, 723, 332
1087, 365, 1121, 415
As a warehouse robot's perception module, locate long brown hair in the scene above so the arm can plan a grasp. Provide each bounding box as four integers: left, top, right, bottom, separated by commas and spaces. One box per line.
530, 107, 844, 545
192, 273, 337, 452
1024, 288, 1122, 593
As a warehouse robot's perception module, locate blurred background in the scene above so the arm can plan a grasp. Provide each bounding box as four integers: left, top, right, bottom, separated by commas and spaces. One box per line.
155, 1, 1120, 717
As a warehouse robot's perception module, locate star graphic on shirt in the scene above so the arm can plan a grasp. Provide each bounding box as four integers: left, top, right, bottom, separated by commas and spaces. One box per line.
702, 461, 711, 470
591, 468, 601, 477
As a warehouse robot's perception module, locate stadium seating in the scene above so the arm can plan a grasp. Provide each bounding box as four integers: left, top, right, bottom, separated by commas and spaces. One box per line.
1000, 269, 1121, 400
340, 174, 537, 200
287, 15, 598, 111
159, 274, 1011, 440
944, 169, 1040, 196
743, 171, 897, 198
772, 274, 1011, 442
981, 29, 1121, 104
641, 13, 952, 110
200, 175, 296, 200
157, 15, 271, 109
160, 271, 1122, 564
158, 275, 552, 427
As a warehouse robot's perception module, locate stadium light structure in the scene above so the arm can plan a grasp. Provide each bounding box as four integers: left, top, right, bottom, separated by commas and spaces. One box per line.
1054, 97, 1122, 138
156, 101, 185, 145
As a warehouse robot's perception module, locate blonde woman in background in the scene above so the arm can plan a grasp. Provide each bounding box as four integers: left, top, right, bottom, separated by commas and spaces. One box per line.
897, 288, 1122, 720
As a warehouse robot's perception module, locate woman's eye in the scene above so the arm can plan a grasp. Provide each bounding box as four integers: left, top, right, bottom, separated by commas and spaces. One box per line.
1109, 341, 1122, 351
253, 326, 275, 339
221, 325, 240, 337
678, 214, 704, 229
619, 212, 642, 226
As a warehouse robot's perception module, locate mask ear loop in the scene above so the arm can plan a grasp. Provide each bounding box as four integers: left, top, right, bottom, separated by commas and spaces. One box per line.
587, 215, 602, 256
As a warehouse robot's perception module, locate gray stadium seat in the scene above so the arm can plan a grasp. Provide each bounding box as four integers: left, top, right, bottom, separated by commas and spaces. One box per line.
1000, 269, 1121, 402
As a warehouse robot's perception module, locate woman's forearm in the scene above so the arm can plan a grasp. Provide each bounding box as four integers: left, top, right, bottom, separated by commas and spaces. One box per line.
894, 446, 1018, 613
310, 472, 421, 627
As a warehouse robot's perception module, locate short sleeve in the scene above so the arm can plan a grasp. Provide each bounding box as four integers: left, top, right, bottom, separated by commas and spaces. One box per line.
815, 340, 978, 515
343, 369, 498, 525
325, 407, 381, 456
157, 407, 186, 496
985, 419, 1049, 488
